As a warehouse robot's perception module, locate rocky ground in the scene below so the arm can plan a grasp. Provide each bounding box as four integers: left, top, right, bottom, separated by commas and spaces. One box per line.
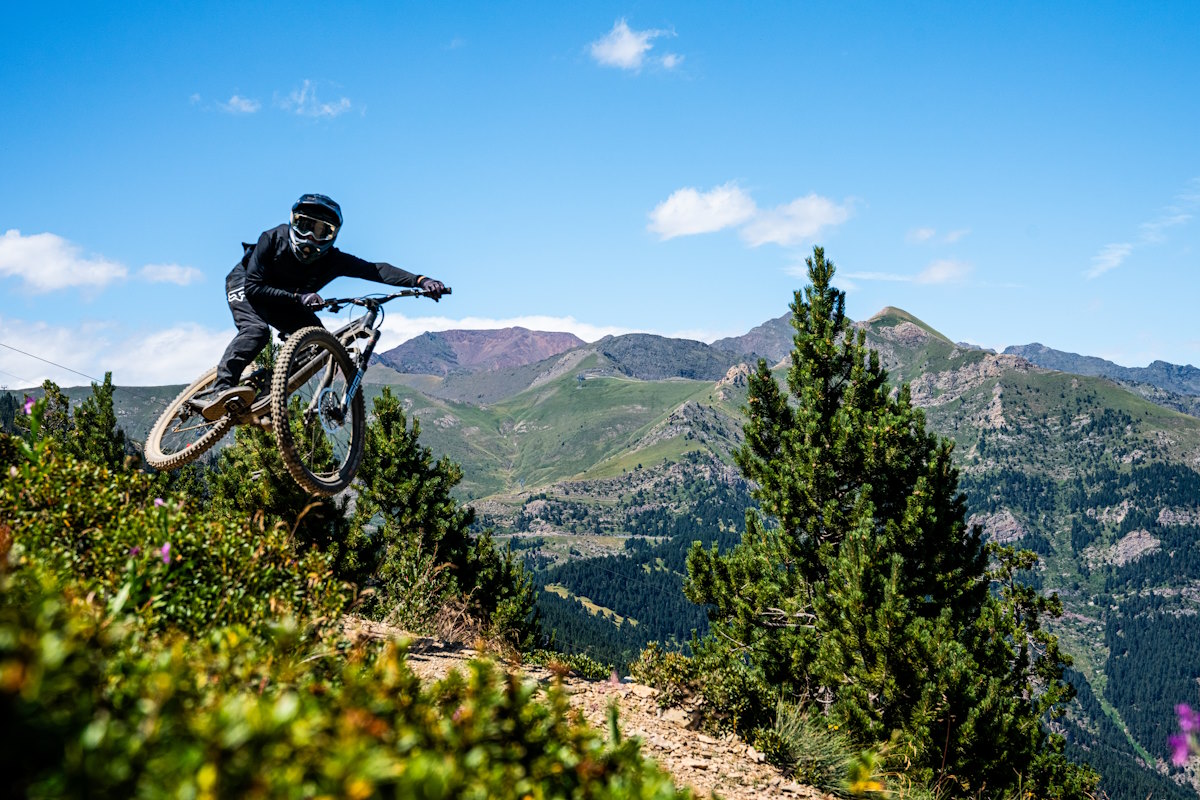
344, 618, 833, 800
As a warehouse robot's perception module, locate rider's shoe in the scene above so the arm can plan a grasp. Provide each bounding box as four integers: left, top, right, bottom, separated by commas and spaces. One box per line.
200, 386, 255, 421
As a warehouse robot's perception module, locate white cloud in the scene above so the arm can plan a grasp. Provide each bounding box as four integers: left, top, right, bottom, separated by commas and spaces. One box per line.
138, 263, 204, 286
220, 94, 260, 114
590, 19, 674, 71
650, 185, 852, 247
1086, 243, 1133, 279
647, 183, 757, 239
0, 229, 127, 292
278, 80, 352, 118
906, 227, 969, 244
0, 315, 232, 388
1084, 178, 1200, 279
916, 259, 971, 284
104, 324, 234, 385
0, 310, 746, 390
840, 259, 972, 285
1139, 212, 1191, 244
739, 194, 852, 247
839, 270, 911, 282
907, 227, 936, 243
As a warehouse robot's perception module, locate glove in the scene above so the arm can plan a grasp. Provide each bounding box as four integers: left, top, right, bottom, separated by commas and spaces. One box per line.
419, 277, 446, 301
299, 292, 324, 309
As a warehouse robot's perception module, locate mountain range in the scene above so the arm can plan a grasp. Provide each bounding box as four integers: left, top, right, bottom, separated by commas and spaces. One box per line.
20, 305, 1200, 799
374, 327, 585, 376
364, 308, 1200, 799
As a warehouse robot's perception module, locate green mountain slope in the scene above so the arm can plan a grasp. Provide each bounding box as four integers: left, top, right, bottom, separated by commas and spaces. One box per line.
20, 305, 1200, 798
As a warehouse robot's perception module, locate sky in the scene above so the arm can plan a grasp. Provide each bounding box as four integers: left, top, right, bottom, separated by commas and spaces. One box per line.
2, 1, 1199, 388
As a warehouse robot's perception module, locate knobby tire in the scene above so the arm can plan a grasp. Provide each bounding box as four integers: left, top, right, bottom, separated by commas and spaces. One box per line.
144, 366, 236, 469
270, 326, 365, 495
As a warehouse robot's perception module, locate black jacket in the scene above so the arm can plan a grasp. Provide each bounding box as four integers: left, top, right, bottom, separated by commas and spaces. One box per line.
226, 224, 424, 304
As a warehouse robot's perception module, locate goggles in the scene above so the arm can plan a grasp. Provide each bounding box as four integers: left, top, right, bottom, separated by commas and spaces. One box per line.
291, 212, 339, 242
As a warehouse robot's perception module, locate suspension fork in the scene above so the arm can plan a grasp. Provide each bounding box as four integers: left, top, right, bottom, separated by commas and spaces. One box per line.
339, 325, 382, 412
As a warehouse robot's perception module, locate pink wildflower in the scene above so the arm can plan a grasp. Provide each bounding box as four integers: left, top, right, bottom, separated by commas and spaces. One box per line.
153, 498, 166, 507
22, 396, 34, 415
1170, 733, 1192, 767
1178, 704, 1200, 734
129, 546, 141, 556
160, 542, 171, 565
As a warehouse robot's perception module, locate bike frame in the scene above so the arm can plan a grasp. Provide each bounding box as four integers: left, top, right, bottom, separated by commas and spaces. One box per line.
232, 287, 442, 428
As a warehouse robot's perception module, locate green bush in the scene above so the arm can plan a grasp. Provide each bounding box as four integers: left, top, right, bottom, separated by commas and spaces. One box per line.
0, 565, 690, 799
687, 635, 772, 735
1, 400, 690, 798
525, 648, 613, 681
630, 642, 696, 708
0, 408, 346, 636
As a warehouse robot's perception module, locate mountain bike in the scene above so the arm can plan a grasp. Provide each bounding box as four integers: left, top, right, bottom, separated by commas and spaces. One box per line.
144, 287, 449, 495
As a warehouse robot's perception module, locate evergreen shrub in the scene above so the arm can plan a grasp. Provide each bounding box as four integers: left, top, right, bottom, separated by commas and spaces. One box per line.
1, 402, 345, 635
0, 400, 691, 798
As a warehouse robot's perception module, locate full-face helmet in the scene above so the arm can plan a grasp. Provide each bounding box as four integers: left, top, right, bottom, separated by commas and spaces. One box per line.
289, 193, 342, 263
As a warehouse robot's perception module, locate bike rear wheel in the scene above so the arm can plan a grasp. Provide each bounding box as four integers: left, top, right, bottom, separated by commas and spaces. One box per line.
271, 326, 365, 495
145, 366, 236, 469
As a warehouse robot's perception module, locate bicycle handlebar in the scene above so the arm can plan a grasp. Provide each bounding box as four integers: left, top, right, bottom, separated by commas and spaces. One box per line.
320, 286, 452, 313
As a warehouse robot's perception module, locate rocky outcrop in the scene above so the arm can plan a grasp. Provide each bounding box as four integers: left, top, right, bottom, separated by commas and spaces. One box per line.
1158, 507, 1200, 526
715, 363, 752, 401
908, 354, 1035, 409
1083, 529, 1161, 568
1086, 499, 1133, 525
968, 508, 1026, 543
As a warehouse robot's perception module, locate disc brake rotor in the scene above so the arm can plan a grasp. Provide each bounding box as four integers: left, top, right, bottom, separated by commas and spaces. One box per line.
316, 387, 345, 434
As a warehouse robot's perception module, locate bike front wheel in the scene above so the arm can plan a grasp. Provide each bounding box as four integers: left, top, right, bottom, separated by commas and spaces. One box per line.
270, 326, 365, 495
145, 366, 236, 470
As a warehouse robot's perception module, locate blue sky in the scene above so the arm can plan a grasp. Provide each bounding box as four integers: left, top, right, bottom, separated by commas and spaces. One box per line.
2, 2, 1199, 387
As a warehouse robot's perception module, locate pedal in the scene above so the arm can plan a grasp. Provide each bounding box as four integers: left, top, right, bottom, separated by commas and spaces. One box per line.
200, 386, 256, 421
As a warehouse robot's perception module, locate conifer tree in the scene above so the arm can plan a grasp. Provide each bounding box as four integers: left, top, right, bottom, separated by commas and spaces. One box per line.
0, 392, 18, 434
12, 380, 71, 441
685, 247, 1096, 796
208, 422, 352, 568
352, 388, 537, 647
208, 339, 352, 565
65, 372, 129, 470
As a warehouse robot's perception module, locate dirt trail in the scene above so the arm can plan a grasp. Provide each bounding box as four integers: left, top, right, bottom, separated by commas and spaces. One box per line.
344, 618, 833, 800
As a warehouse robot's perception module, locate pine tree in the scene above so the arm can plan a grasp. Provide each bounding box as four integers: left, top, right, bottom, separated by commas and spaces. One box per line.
65, 372, 129, 470
0, 392, 19, 434
206, 341, 351, 562
352, 388, 537, 647
208, 422, 352, 568
12, 380, 71, 442
685, 247, 1096, 796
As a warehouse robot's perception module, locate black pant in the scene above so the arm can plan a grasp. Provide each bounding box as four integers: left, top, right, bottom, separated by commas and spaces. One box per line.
215, 275, 320, 389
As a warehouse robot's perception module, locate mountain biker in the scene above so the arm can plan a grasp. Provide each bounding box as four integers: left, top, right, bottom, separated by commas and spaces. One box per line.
202, 193, 446, 420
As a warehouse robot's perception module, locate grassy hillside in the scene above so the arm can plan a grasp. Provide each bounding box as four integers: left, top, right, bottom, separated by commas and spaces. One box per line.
19, 306, 1200, 797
